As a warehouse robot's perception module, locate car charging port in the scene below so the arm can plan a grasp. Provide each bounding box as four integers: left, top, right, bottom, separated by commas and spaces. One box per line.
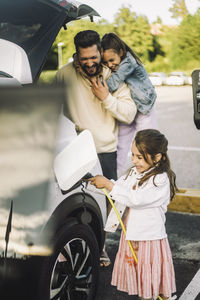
61, 172, 93, 195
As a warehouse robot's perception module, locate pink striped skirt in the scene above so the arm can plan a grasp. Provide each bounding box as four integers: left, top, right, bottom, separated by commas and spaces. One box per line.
111, 232, 176, 299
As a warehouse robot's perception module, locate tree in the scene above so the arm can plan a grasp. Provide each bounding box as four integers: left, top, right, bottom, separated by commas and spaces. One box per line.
169, 11, 200, 69
113, 6, 154, 63
169, 0, 189, 22
148, 35, 165, 62
46, 18, 114, 69
155, 17, 163, 24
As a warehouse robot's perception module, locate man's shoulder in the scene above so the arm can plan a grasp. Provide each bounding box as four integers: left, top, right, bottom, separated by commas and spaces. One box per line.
59, 62, 74, 72
54, 62, 76, 85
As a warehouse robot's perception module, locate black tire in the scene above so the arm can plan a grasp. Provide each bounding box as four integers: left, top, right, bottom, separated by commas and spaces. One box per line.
39, 223, 100, 300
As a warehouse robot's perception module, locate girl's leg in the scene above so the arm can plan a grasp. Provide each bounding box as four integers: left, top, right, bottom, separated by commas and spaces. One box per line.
117, 106, 158, 176
117, 120, 136, 175
134, 106, 158, 132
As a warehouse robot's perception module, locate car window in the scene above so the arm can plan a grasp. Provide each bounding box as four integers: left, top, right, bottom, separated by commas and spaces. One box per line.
0, 0, 61, 54
0, 0, 66, 81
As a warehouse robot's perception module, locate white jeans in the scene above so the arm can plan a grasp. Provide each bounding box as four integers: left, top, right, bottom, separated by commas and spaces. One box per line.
117, 106, 158, 175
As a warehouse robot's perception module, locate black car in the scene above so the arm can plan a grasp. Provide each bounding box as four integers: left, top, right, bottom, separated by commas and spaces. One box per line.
0, 1, 107, 300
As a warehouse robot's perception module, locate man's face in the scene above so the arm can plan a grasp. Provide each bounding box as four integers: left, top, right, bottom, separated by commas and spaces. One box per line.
78, 44, 101, 77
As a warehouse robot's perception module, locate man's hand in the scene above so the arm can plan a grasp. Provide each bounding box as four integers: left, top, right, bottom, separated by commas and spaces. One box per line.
88, 175, 114, 191
90, 76, 109, 101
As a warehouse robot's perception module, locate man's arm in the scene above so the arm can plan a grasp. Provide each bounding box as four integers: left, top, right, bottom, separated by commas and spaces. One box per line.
91, 76, 137, 124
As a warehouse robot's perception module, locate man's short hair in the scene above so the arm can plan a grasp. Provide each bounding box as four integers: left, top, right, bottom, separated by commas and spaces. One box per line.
74, 30, 101, 53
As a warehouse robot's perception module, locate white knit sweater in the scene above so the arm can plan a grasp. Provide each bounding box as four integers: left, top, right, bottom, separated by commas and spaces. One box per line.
105, 167, 170, 241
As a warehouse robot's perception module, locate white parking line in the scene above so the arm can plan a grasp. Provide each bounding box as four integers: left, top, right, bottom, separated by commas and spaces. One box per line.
179, 268, 200, 300
169, 146, 200, 152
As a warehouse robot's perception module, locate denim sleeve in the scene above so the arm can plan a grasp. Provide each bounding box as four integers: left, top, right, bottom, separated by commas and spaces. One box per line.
106, 52, 137, 92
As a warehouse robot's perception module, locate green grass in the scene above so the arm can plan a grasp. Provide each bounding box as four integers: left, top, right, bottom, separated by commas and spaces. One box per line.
38, 70, 57, 84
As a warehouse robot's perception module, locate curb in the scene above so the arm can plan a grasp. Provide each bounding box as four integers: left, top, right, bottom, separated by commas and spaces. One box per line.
168, 188, 200, 214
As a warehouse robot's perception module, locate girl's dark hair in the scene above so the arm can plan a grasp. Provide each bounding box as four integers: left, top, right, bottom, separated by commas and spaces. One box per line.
74, 30, 101, 53
133, 129, 177, 200
101, 32, 142, 65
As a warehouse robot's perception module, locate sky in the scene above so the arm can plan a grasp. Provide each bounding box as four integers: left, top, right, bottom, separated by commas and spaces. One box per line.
83, 0, 200, 25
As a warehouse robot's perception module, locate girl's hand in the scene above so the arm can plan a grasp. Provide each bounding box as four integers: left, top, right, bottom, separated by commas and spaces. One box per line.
90, 76, 109, 101
88, 175, 114, 191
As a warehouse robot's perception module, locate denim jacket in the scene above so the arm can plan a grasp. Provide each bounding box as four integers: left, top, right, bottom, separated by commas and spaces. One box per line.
106, 52, 157, 115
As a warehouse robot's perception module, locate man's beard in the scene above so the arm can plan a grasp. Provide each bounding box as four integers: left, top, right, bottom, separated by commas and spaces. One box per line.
81, 63, 101, 77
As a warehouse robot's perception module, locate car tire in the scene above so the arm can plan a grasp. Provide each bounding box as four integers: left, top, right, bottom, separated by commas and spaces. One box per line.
39, 223, 100, 300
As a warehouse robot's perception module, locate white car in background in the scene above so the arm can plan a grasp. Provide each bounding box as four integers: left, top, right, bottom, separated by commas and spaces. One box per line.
166, 71, 188, 86
187, 76, 192, 85
149, 72, 167, 86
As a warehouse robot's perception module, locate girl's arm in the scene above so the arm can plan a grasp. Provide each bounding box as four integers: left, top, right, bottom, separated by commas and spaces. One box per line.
91, 76, 137, 124
88, 175, 114, 191
88, 174, 127, 191
109, 174, 170, 209
106, 52, 138, 92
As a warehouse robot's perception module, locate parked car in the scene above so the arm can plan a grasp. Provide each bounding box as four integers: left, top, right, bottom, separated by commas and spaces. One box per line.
166, 71, 188, 86
0, 1, 106, 300
187, 76, 192, 85
149, 72, 167, 86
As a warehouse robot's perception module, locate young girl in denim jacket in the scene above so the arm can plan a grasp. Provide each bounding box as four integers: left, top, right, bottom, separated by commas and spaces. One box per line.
101, 33, 157, 175
89, 129, 177, 300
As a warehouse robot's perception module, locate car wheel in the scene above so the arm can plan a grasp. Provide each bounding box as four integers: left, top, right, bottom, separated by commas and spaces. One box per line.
39, 223, 100, 300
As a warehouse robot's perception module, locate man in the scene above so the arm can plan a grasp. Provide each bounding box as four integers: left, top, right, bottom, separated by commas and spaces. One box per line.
54, 30, 137, 181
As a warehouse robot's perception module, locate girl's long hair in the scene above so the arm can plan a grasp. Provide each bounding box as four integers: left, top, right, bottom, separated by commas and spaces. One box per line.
133, 129, 178, 201
101, 32, 142, 65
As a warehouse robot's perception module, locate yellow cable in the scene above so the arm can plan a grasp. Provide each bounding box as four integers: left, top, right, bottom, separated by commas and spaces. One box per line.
102, 188, 163, 300
102, 188, 137, 263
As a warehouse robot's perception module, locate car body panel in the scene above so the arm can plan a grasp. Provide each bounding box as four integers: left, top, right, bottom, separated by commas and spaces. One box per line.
0, 86, 106, 259
0, 86, 106, 300
0, 87, 63, 257
0, 39, 32, 84
53, 129, 98, 191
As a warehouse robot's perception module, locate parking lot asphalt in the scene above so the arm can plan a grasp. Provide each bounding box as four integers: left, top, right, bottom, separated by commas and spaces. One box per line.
95, 211, 200, 300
